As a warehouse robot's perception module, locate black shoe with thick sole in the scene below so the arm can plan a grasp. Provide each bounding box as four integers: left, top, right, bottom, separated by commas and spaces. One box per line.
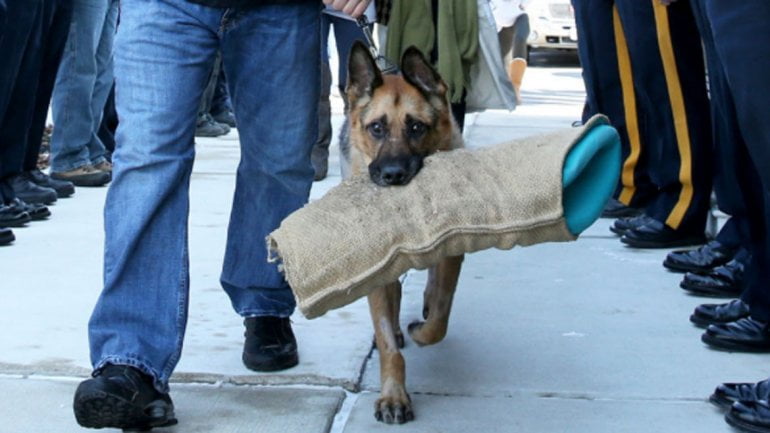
710, 378, 770, 410
702, 317, 770, 352
663, 240, 736, 273
10, 174, 57, 205
0, 228, 14, 246
691, 299, 750, 328
600, 198, 642, 219
0, 204, 30, 227
8, 198, 50, 221
680, 258, 745, 297
620, 219, 706, 249
26, 169, 75, 198
73, 364, 177, 431
243, 316, 299, 372
726, 400, 770, 433
610, 215, 654, 236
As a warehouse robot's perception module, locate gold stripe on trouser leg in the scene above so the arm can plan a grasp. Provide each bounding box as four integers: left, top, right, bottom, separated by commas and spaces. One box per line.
613, 5, 642, 206
652, 0, 694, 230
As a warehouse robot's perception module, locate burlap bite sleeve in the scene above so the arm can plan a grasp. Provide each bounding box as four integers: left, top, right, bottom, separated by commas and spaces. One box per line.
268, 115, 619, 319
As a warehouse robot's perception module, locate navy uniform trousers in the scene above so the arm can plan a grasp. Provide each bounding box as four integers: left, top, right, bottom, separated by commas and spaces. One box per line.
688, 0, 748, 252
572, 0, 712, 232
701, 0, 770, 322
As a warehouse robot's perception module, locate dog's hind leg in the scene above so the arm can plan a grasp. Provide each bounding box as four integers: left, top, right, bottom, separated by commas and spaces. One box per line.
408, 255, 464, 346
368, 282, 414, 424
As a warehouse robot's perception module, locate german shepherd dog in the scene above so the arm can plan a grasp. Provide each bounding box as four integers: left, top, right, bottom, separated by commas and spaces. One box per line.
344, 42, 464, 424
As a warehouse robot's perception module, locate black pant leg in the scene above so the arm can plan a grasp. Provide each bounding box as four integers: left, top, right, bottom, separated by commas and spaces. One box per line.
615, 0, 711, 232
23, 0, 73, 172
689, 0, 750, 249
705, 0, 770, 321
572, 0, 655, 207
0, 1, 44, 183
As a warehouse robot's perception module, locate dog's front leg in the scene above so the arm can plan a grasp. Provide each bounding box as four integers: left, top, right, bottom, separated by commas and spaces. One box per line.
368, 281, 414, 424
408, 255, 464, 346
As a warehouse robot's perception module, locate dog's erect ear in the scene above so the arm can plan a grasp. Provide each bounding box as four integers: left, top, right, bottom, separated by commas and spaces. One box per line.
347, 41, 383, 101
400, 46, 447, 97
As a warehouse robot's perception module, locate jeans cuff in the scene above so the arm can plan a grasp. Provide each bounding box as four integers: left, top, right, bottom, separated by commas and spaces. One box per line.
93, 355, 169, 394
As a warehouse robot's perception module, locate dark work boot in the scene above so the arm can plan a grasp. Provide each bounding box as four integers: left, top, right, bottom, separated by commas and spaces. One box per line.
25, 169, 75, 198
73, 364, 177, 430
242, 316, 299, 372
10, 174, 57, 205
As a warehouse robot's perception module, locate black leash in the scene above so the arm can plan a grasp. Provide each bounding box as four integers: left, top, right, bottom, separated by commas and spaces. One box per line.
355, 16, 399, 75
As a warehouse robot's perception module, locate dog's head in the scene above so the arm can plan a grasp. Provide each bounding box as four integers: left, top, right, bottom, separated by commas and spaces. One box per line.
346, 43, 457, 186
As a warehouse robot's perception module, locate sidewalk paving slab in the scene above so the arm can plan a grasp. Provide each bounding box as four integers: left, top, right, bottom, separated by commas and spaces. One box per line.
0, 377, 343, 433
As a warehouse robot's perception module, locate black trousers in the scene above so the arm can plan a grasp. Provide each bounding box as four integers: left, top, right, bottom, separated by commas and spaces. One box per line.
689, 0, 749, 250
22, 0, 74, 172
0, 0, 7, 39
0, 0, 43, 202
572, 0, 712, 232
704, 0, 770, 321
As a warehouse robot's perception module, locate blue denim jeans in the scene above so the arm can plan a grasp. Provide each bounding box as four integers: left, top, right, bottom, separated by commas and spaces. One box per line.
50, 0, 118, 172
88, 0, 320, 392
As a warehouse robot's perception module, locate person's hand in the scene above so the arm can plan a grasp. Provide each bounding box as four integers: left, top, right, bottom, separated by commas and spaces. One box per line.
322, 0, 372, 18
659, 0, 678, 5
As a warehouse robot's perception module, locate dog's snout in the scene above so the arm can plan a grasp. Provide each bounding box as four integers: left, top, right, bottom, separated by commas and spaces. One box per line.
369, 156, 424, 186
381, 163, 408, 185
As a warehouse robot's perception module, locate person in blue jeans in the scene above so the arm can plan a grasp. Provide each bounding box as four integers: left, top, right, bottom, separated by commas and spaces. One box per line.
72, 0, 371, 430
48, 0, 118, 187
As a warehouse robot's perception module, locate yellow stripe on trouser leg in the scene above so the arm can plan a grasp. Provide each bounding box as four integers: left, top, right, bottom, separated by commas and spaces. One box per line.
652, 0, 694, 230
612, 6, 642, 206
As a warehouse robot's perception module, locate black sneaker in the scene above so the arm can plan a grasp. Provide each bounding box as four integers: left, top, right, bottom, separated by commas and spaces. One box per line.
73, 364, 177, 430
25, 169, 75, 198
10, 174, 57, 205
242, 316, 299, 372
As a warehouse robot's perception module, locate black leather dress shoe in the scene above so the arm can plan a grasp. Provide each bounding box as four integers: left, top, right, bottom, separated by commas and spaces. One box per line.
7, 198, 50, 221
25, 169, 75, 198
710, 378, 770, 410
610, 215, 654, 236
10, 174, 57, 205
702, 317, 770, 352
620, 219, 706, 248
691, 299, 750, 328
680, 258, 745, 297
726, 400, 770, 433
242, 316, 299, 372
601, 198, 642, 219
0, 228, 14, 246
0, 203, 30, 227
663, 240, 736, 273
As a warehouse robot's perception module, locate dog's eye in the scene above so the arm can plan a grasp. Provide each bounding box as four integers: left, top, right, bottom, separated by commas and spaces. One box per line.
367, 121, 386, 139
407, 121, 427, 139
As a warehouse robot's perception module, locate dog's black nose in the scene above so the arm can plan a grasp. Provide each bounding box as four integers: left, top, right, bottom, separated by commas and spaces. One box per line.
369, 156, 424, 186
380, 164, 408, 185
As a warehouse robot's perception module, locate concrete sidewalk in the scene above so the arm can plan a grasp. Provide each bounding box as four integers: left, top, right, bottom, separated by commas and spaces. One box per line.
0, 52, 763, 433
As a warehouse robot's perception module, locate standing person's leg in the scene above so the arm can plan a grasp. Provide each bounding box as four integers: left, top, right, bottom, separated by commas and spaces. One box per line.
219, 1, 320, 371
0, 0, 6, 40
700, 0, 770, 355
0, 0, 44, 232
97, 83, 117, 156
49, 0, 112, 186
312, 13, 332, 181
74, 0, 221, 429
210, 66, 235, 127
86, 0, 118, 172
614, 0, 712, 248
21, 0, 76, 199
571, 0, 653, 212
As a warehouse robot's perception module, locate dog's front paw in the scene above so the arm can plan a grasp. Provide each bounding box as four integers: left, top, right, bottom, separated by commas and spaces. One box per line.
408, 320, 446, 346
374, 389, 414, 424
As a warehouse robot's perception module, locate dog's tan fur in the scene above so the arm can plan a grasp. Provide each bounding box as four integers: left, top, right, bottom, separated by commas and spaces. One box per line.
345, 43, 464, 424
